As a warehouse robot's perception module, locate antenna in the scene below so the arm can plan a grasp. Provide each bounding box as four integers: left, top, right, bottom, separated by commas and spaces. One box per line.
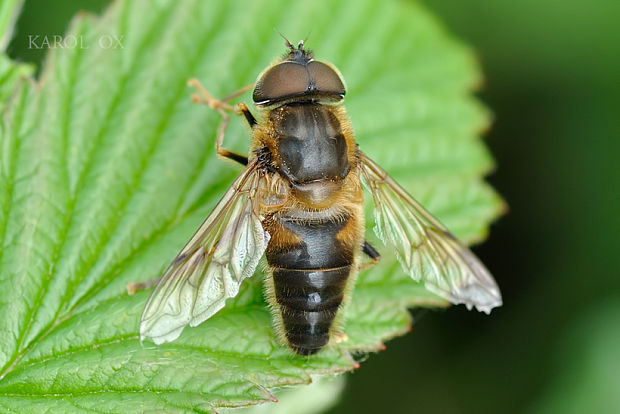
276, 30, 295, 51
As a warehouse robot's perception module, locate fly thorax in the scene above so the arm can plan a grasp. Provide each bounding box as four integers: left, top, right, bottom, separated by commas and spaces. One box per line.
271, 104, 349, 207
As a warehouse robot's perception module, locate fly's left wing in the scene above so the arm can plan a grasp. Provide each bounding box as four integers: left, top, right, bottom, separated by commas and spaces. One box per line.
359, 151, 502, 313
140, 159, 270, 344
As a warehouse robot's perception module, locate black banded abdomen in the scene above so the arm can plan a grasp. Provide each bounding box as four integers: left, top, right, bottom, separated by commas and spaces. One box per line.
267, 216, 352, 269
266, 214, 355, 355
272, 267, 350, 354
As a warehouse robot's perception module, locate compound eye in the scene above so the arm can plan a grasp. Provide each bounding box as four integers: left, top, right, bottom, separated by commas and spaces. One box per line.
253, 62, 309, 104
307, 61, 346, 97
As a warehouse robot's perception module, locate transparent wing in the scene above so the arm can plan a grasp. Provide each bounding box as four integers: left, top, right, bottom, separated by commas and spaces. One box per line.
359, 151, 501, 313
140, 159, 270, 344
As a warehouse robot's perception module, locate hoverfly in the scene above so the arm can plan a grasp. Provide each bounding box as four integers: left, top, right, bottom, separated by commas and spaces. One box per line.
128, 40, 502, 355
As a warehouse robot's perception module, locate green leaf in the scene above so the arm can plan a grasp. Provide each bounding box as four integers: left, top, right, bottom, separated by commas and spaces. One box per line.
0, 54, 33, 112
220, 377, 345, 414
0, 0, 503, 412
0, 0, 23, 51
0, 0, 33, 111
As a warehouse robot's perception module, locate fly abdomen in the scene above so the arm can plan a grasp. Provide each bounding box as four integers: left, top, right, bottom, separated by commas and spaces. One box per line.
272, 266, 350, 355
265, 213, 356, 355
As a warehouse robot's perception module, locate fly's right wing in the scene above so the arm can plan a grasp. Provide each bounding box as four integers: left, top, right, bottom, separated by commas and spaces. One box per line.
140, 159, 270, 344
359, 151, 502, 313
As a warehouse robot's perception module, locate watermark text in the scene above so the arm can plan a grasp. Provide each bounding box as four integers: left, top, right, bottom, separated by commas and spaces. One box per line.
28, 34, 124, 49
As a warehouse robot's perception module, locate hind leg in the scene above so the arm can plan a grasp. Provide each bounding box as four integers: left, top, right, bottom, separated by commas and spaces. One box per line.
358, 241, 381, 271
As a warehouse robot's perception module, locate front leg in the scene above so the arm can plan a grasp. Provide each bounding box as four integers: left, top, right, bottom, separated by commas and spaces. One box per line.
187, 78, 256, 166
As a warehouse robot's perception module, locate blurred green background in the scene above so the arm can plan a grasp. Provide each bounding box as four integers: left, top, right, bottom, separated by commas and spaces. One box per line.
7, 0, 619, 413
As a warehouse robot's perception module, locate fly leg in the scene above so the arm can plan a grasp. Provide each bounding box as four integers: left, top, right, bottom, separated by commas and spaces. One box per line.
127, 82, 256, 295
187, 78, 256, 166
126, 276, 163, 295
358, 241, 381, 271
